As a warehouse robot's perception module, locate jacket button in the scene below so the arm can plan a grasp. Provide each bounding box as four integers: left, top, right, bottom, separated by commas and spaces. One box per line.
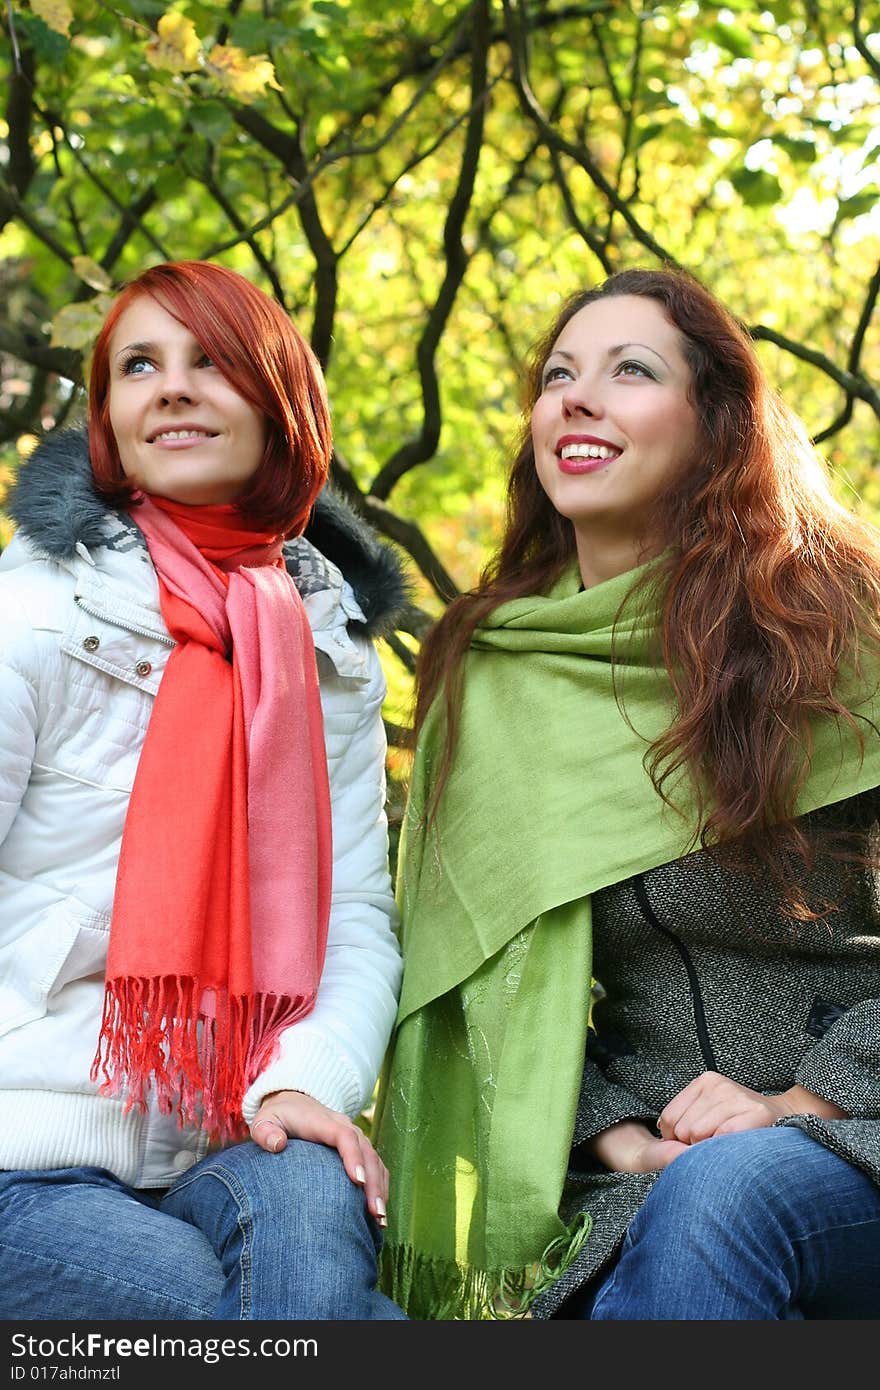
172, 1150, 196, 1173
82, 635, 100, 652
135, 660, 152, 677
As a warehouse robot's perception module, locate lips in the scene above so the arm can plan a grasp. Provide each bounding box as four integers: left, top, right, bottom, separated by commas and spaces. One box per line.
146, 427, 219, 443
556, 434, 621, 460
555, 434, 621, 473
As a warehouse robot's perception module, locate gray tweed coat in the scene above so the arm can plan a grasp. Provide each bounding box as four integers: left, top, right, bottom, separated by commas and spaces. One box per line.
532, 790, 880, 1318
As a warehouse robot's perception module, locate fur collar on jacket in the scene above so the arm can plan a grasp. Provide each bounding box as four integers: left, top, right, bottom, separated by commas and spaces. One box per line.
6, 429, 408, 638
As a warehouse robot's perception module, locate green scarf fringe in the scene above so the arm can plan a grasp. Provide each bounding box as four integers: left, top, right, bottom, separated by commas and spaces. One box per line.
379, 1210, 593, 1320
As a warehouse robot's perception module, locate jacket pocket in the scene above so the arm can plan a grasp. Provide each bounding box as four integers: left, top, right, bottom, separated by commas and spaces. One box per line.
0, 900, 82, 1037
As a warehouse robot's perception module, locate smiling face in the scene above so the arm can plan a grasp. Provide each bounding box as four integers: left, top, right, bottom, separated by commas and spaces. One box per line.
530, 294, 701, 586
107, 295, 267, 506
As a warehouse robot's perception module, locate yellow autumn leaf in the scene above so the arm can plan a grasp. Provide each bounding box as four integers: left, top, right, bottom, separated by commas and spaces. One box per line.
30, 0, 73, 37
206, 46, 282, 103
72, 255, 113, 293
50, 294, 116, 351
145, 12, 201, 74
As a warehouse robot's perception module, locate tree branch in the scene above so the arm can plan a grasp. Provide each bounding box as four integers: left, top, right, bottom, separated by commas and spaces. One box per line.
199, 167, 288, 305
0, 321, 79, 378
36, 105, 172, 263
383, 718, 414, 749
0, 176, 76, 266
749, 324, 880, 416
370, 0, 491, 501
810, 256, 880, 443
853, 0, 880, 82
4, 32, 35, 201
501, 0, 678, 267
329, 451, 460, 604
382, 630, 418, 674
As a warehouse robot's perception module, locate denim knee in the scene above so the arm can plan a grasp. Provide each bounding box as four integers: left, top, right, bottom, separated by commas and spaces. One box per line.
256, 1139, 367, 1225
173, 1138, 369, 1234
645, 1128, 808, 1232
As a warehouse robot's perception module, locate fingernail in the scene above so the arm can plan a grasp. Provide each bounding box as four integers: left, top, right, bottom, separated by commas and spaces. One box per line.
270, 1134, 283, 1152
378, 1215, 388, 1229
375, 1197, 386, 1217
355, 1164, 366, 1184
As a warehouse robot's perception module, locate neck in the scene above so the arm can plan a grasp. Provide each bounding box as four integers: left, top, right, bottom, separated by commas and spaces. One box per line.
573, 530, 660, 590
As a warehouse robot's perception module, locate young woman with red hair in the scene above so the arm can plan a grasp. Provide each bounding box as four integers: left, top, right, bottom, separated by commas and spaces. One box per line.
373, 266, 880, 1320
0, 261, 408, 1319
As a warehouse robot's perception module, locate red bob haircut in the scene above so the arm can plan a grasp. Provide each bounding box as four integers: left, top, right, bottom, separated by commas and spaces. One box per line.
88, 260, 332, 536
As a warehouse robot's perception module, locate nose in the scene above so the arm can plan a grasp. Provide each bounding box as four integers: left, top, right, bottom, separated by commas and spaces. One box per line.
561, 378, 603, 419
156, 362, 199, 406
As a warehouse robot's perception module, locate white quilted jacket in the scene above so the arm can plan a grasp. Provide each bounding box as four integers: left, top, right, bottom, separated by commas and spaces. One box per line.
0, 439, 403, 1187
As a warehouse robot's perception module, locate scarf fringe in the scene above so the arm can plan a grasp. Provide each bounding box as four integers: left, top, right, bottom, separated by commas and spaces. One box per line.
90, 977, 313, 1144
379, 1210, 592, 1320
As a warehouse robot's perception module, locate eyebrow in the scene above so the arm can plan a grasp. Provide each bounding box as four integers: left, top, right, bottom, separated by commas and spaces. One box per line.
114, 340, 154, 360
548, 341, 672, 370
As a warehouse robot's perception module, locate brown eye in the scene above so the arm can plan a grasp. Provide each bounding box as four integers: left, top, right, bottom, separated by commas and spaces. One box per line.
615, 360, 654, 379
542, 366, 572, 386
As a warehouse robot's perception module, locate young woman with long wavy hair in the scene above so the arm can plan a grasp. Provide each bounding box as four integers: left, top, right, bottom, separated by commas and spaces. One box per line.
373, 266, 880, 1320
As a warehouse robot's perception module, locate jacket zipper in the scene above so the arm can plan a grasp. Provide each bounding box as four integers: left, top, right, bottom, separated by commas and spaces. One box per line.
76, 596, 175, 645
633, 874, 718, 1071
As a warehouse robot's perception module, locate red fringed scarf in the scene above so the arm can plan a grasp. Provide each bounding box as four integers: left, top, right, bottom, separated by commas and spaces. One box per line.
91, 494, 333, 1142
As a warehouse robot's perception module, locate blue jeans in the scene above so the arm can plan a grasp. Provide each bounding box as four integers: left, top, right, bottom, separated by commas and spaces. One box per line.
568, 1127, 880, 1320
0, 1139, 406, 1320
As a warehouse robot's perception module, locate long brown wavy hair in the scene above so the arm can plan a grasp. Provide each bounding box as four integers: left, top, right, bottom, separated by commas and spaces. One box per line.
415, 266, 880, 900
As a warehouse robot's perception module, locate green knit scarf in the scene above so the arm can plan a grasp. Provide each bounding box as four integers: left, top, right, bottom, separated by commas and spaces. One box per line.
373, 559, 880, 1319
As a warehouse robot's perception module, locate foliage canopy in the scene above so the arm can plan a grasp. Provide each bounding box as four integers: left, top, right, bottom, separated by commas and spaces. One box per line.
2, 0, 880, 769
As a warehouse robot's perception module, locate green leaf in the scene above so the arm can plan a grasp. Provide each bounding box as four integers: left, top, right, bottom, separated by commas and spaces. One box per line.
635, 121, 665, 149
836, 188, 880, 223
773, 136, 817, 166
636, 117, 700, 149
761, 0, 798, 22
189, 101, 234, 140
313, 1, 349, 21
50, 294, 115, 350
730, 166, 783, 206
708, 22, 754, 61
116, 105, 173, 137
153, 164, 188, 201
12, 9, 69, 62
72, 255, 113, 292
228, 15, 300, 49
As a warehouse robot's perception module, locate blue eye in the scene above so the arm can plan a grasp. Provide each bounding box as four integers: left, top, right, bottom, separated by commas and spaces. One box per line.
120, 355, 156, 376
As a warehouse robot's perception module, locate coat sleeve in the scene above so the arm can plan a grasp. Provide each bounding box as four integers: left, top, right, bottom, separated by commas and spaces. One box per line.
569, 1031, 661, 1153
0, 585, 39, 852
794, 806, 880, 1118
793, 998, 880, 1117
242, 638, 402, 1122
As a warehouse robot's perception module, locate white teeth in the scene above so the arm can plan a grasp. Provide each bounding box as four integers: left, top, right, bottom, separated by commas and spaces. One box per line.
152, 430, 213, 442
559, 443, 618, 460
